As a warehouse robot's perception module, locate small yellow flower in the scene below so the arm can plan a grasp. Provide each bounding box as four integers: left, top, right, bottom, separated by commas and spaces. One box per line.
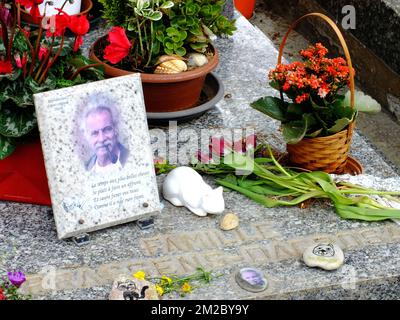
181, 282, 191, 293
133, 271, 146, 280
161, 276, 172, 285
156, 284, 164, 296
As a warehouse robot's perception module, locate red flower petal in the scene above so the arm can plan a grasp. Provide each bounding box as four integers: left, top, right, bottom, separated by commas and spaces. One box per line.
73, 35, 83, 52
103, 27, 132, 64
69, 15, 90, 36
0, 60, 12, 74
108, 27, 132, 50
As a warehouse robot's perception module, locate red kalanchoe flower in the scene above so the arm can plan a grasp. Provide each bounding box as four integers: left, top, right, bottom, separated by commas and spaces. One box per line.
318, 83, 330, 98
104, 27, 132, 64
0, 60, 12, 74
295, 93, 309, 104
68, 15, 90, 52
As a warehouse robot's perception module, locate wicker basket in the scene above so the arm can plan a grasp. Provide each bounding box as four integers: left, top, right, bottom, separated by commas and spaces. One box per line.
278, 13, 356, 174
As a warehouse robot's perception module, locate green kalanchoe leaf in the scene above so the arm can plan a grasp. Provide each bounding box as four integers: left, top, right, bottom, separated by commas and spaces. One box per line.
282, 120, 307, 144
250, 97, 287, 121
282, 113, 315, 144
306, 128, 323, 138
327, 117, 352, 134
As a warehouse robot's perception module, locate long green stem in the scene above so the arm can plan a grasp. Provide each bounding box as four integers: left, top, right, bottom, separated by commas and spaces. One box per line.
145, 20, 154, 67
137, 18, 144, 58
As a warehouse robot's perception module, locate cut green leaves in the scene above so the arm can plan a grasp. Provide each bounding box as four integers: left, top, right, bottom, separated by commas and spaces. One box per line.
194, 146, 400, 222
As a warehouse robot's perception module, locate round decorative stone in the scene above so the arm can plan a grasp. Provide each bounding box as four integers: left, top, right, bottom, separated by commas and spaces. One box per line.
220, 213, 239, 231
303, 243, 344, 271
235, 267, 268, 293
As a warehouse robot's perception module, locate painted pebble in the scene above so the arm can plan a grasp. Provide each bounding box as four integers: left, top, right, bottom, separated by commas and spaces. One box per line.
303, 243, 344, 271
235, 267, 268, 293
220, 213, 239, 231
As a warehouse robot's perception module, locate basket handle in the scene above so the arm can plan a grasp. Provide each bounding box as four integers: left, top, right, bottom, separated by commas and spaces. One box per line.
277, 13, 355, 110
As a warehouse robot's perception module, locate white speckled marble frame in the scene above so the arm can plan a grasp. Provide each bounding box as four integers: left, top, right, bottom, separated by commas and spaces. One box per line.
34, 74, 161, 239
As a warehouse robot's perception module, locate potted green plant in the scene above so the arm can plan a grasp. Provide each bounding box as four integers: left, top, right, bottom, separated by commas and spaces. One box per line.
0, 0, 103, 204
251, 13, 381, 174
90, 0, 236, 113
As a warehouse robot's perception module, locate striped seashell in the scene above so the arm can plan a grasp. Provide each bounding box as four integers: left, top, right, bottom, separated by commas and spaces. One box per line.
154, 60, 188, 74
155, 55, 185, 65
186, 53, 209, 68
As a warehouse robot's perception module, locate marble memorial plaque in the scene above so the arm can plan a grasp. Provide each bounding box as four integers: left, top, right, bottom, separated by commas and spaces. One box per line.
33, 74, 161, 239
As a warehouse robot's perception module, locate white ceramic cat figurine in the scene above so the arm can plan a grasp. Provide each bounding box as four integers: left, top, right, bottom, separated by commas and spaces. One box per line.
162, 166, 225, 216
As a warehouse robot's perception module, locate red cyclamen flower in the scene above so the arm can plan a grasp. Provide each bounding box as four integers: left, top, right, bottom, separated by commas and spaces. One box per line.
16, 0, 45, 18
68, 15, 90, 52
45, 10, 70, 37
0, 288, 6, 300
14, 53, 29, 70
38, 46, 49, 61
0, 60, 12, 74
104, 27, 132, 64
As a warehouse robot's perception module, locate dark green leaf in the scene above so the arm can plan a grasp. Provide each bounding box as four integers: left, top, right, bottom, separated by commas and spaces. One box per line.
0, 106, 37, 138
282, 113, 314, 144
0, 135, 16, 160
250, 96, 287, 121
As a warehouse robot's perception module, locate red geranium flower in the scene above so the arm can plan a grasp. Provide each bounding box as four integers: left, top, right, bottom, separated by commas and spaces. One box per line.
0, 60, 12, 74
104, 27, 132, 64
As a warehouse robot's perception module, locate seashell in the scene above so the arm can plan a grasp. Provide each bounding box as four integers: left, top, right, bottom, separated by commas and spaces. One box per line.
154, 60, 188, 74
155, 55, 185, 65
303, 243, 344, 271
186, 53, 209, 68
220, 213, 239, 231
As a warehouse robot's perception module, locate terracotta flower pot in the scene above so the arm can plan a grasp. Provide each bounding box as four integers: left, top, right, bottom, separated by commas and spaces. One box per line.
89, 37, 219, 113
0, 139, 51, 206
234, 0, 256, 19
21, 0, 93, 25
